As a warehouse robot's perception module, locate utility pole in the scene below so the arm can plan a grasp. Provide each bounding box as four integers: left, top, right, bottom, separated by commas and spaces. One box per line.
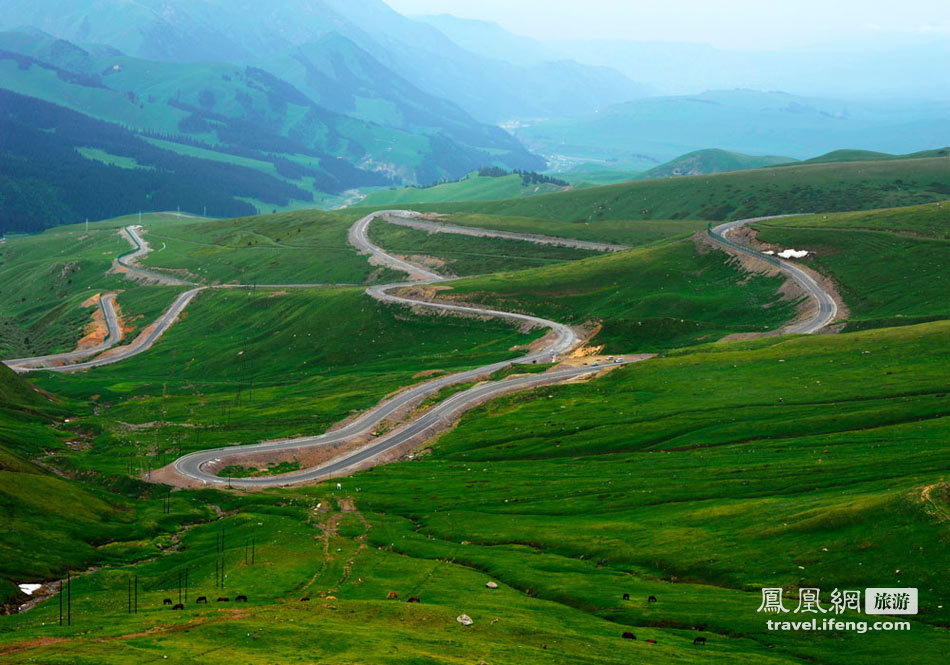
67, 571, 71, 626
134, 574, 138, 614
59, 579, 63, 626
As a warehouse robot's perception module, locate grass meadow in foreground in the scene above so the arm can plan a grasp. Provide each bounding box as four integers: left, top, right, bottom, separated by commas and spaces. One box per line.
2, 323, 947, 664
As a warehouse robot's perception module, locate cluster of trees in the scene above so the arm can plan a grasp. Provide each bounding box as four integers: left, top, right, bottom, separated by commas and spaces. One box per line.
478, 167, 569, 187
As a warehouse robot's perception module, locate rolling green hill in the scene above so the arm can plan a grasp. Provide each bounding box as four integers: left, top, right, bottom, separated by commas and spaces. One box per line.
3, 320, 948, 662
751, 202, 950, 330
366, 218, 598, 276
0, 210, 190, 358
801, 147, 950, 164
0, 363, 215, 609
428, 234, 796, 352
640, 148, 797, 179
403, 156, 950, 223
359, 170, 568, 207
135, 209, 394, 286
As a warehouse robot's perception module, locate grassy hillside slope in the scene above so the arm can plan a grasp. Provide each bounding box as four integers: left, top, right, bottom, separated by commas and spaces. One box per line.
413, 214, 708, 247
33, 287, 542, 475
360, 171, 567, 206
136, 210, 394, 286
640, 148, 797, 179
752, 202, 949, 329
0, 364, 213, 607
366, 219, 598, 276
2, 323, 947, 663
351, 321, 950, 664
434, 237, 796, 351
801, 147, 950, 164
0, 213, 189, 358
406, 156, 950, 223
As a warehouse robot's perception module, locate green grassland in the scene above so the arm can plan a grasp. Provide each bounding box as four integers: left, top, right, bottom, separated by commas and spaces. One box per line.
2, 322, 947, 663
1, 195, 948, 663
434, 237, 797, 351
0, 214, 189, 358
367, 219, 599, 276
138, 209, 400, 286
418, 213, 708, 246
640, 148, 798, 179
31, 287, 542, 477
801, 147, 950, 165
752, 202, 950, 329
360, 171, 567, 207
0, 364, 215, 606
346, 320, 950, 665
401, 157, 950, 223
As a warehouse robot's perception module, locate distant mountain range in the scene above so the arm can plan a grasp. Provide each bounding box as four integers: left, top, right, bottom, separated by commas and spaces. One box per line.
512, 89, 950, 170
0, 0, 657, 231
1, 0, 948, 233
0, 0, 646, 122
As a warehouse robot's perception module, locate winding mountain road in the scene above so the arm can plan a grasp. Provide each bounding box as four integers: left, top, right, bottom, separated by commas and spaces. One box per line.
4, 209, 837, 488
709, 217, 837, 334
3, 293, 123, 372
174, 210, 610, 488
383, 214, 630, 253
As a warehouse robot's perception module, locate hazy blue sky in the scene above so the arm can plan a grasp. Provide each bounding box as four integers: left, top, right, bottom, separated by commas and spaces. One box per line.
383, 0, 950, 49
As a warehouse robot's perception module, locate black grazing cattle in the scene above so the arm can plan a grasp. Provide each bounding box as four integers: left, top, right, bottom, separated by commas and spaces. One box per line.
300, 597, 311, 602
407, 597, 421, 603
648, 595, 658, 603
172, 603, 185, 611
196, 596, 208, 604
217, 597, 229, 603
622, 593, 630, 601
236, 595, 248, 603
693, 637, 707, 646
621, 632, 636, 640
163, 598, 173, 606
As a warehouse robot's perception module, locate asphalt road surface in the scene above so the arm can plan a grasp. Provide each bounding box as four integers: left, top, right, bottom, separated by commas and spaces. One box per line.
710, 217, 837, 334
4, 209, 837, 488
175, 210, 613, 488
383, 215, 630, 252
3, 293, 122, 372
